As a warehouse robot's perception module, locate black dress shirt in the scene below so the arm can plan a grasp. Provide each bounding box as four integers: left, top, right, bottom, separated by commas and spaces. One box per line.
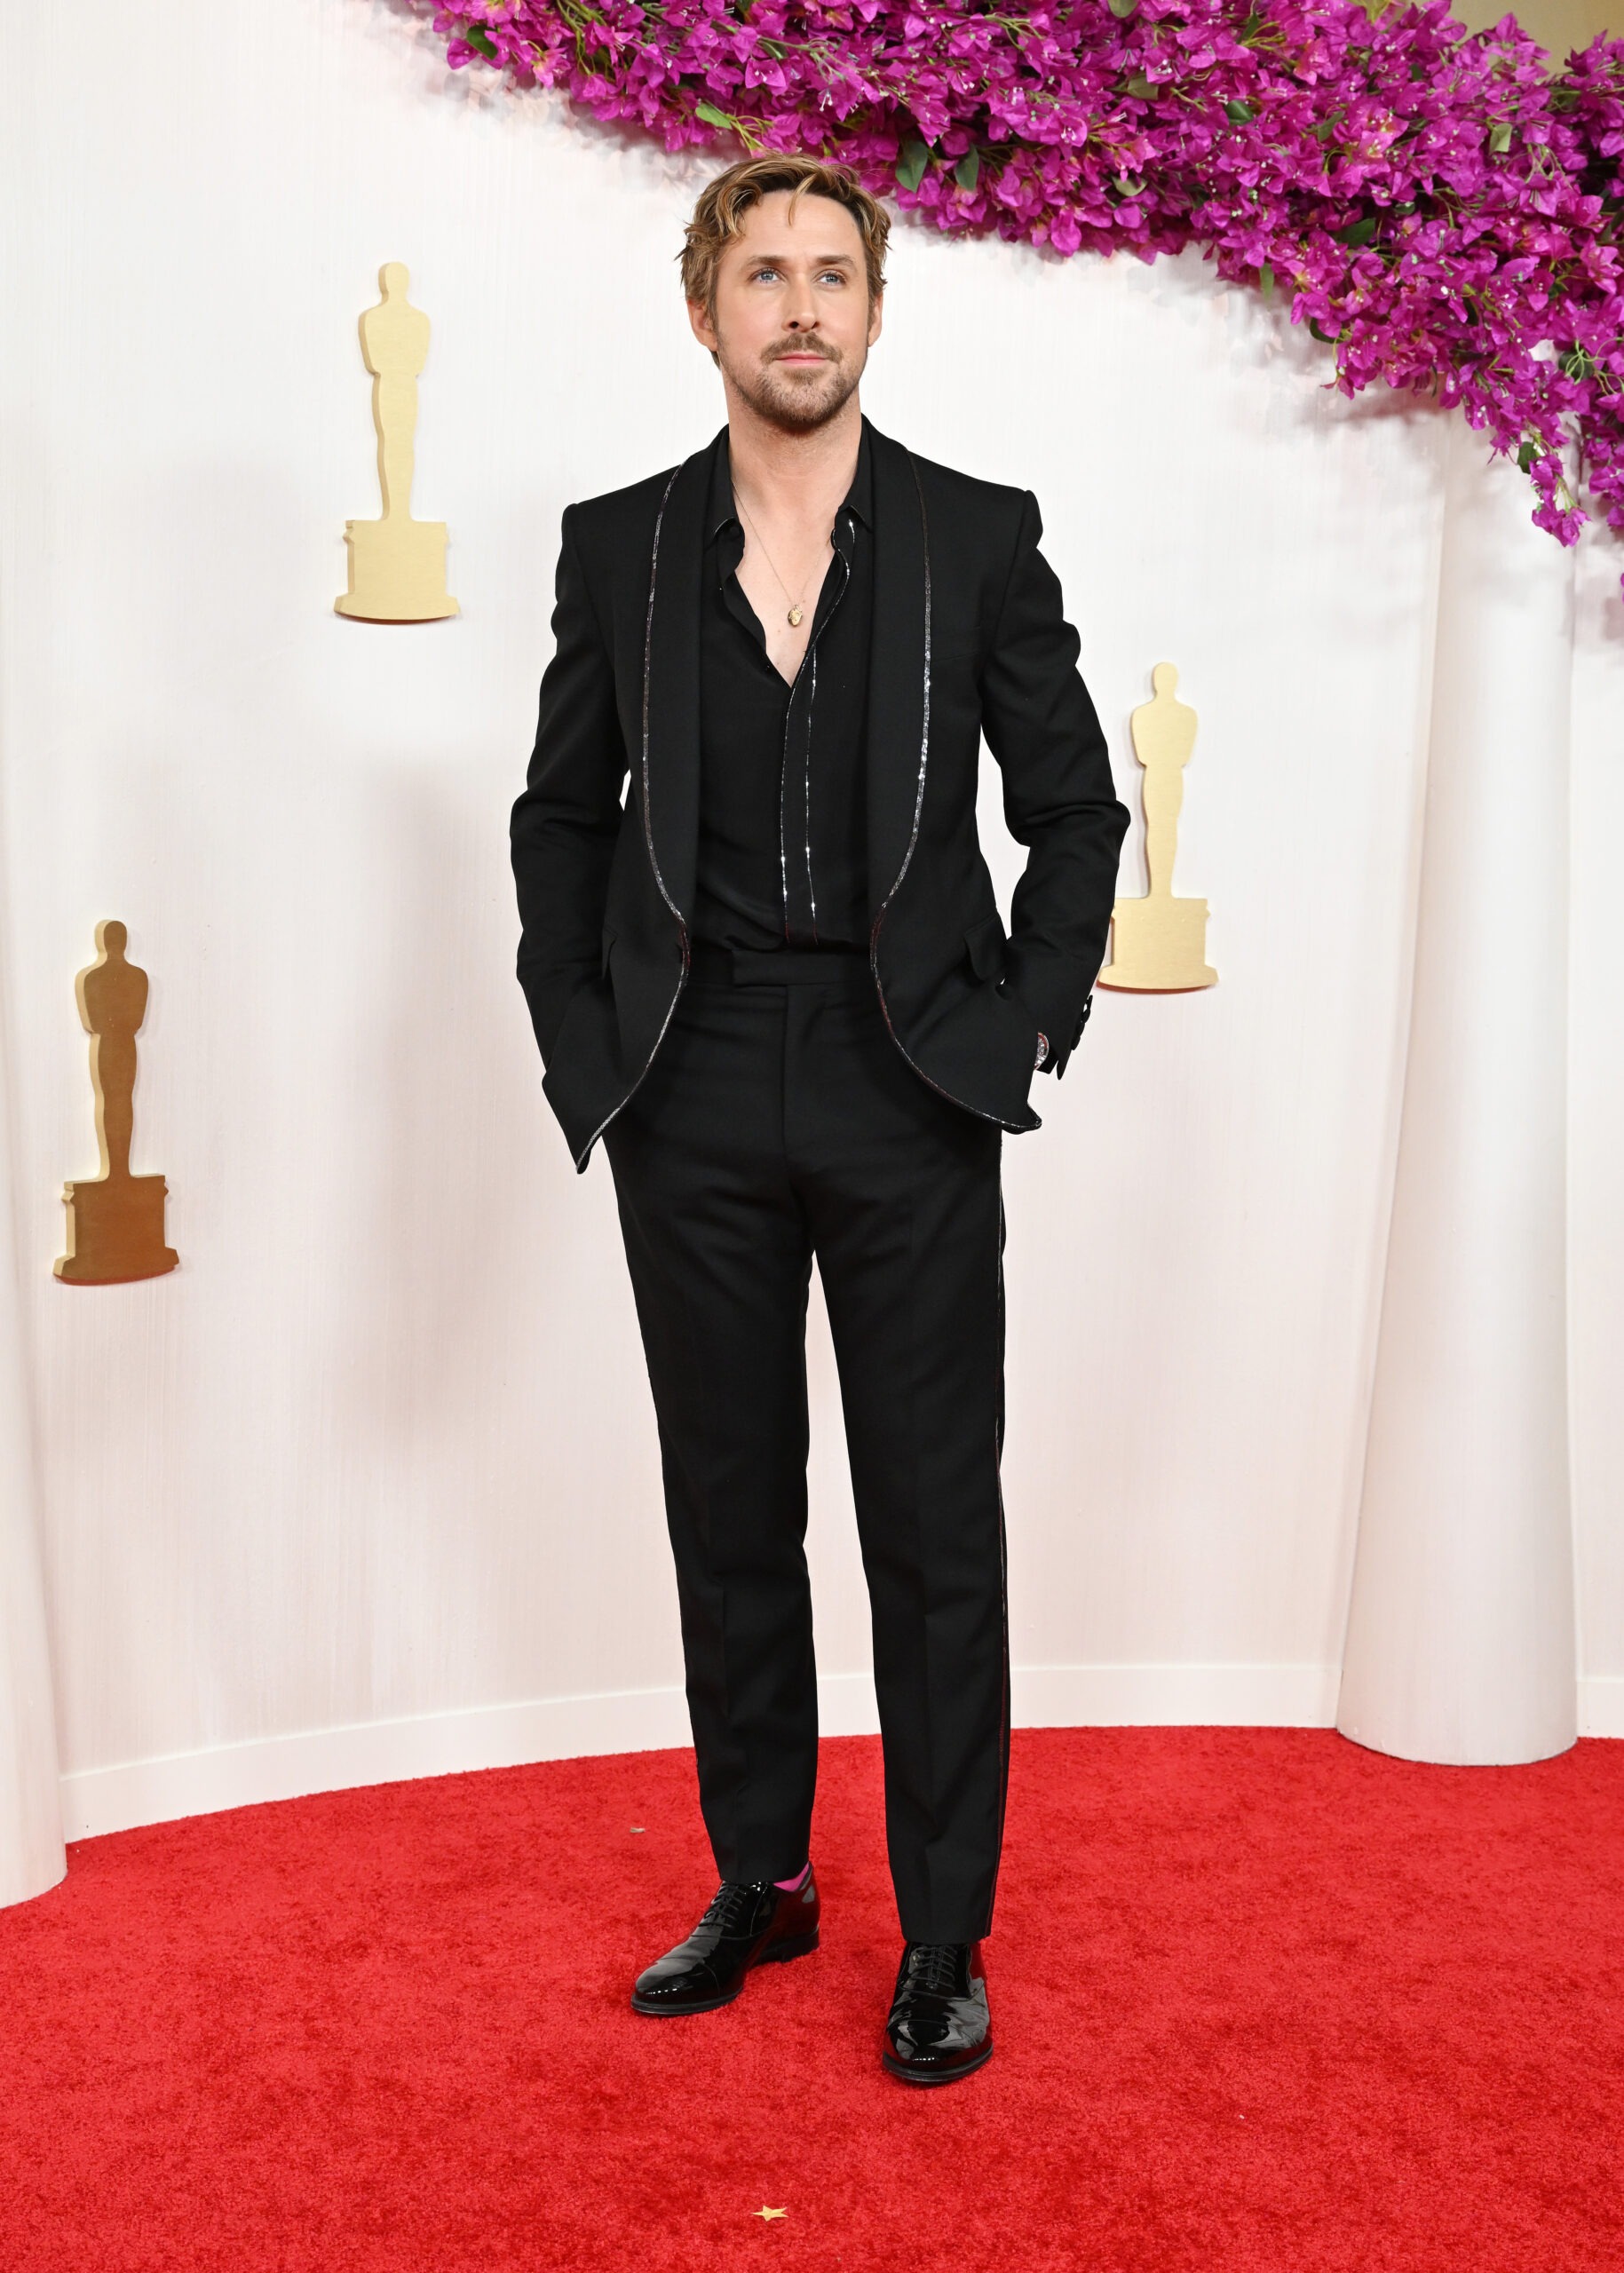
692, 434, 874, 951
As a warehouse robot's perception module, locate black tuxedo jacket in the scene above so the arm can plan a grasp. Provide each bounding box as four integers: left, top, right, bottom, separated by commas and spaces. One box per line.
511, 418, 1129, 1171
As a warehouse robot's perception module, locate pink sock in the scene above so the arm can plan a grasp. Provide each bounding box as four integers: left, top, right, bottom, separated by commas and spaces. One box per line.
774, 1862, 811, 1891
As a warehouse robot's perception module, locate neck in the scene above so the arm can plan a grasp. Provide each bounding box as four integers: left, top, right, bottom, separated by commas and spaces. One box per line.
724, 388, 862, 519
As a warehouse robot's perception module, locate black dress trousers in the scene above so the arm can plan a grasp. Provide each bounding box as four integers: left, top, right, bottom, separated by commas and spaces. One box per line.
603, 941, 1010, 1944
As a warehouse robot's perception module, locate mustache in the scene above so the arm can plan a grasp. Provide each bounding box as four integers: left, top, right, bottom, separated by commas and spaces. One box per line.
764, 339, 839, 366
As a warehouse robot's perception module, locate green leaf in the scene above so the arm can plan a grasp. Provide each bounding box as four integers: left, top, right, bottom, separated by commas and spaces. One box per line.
954, 147, 981, 191
1225, 99, 1257, 123
1310, 119, 1337, 142
1517, 440, 1539, 471
1107, 0, 1137, 18
1258, 260, 1276, 300
896, 137, 931, 192
695, 99, 737, 131
1336, 216, 1379, 248
1487, 118, 1513, 153
1125, 69, 1153, 98
463, 25, 498, 59
1308, 316, 1342, 345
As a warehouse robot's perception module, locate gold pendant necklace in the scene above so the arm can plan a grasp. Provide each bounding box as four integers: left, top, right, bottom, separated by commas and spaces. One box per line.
737, 494, 821, 630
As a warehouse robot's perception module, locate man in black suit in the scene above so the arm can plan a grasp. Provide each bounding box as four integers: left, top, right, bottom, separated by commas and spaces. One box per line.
511, 154, 1128, 2083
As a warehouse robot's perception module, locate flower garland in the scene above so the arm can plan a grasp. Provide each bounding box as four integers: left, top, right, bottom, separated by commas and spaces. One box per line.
432, 0, 1624, 587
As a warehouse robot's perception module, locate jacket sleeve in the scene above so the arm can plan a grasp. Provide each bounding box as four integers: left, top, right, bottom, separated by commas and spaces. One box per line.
510, 505, 628, 1065
978, 490, 1129, 1078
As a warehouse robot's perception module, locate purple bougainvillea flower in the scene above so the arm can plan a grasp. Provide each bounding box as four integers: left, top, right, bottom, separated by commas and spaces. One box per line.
432, 0, 1624, 592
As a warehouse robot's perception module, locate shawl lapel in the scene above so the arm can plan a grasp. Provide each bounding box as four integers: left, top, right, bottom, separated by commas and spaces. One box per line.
863, 422, 931, 926
638, 434, 717, 930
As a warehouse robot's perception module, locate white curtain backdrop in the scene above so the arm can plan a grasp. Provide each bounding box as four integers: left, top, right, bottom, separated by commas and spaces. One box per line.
1337, 420, 1576, 1765
2, 0, 1620, 1899
0, 912, 63, 1905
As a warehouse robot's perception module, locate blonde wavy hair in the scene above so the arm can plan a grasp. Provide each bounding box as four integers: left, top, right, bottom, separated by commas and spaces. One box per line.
679, 154, 890, 312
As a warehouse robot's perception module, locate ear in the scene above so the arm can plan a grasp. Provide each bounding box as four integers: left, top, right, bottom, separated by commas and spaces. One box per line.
867, 289, 884, 349
687, 297, 719, 355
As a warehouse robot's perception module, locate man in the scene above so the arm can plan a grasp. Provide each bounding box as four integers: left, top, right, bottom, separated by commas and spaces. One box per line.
511, 154, 1128, 2084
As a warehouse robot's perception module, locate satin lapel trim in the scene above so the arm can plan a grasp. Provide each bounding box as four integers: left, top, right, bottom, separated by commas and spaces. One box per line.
641, 436, 717, 929
864, 424, 931, 927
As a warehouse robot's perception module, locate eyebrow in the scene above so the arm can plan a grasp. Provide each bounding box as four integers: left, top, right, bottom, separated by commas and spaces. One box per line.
741, 249, 859, 269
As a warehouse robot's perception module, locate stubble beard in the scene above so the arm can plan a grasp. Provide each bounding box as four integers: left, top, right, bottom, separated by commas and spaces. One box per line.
725, 337, 864, 434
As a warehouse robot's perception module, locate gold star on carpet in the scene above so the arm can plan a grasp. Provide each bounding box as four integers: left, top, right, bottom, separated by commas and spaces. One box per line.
754, 2206, 788, 2222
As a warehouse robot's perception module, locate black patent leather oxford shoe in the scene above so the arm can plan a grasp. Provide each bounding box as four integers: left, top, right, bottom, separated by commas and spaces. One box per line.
882, 1939, 994, 2084
630, 1867, 820, 2016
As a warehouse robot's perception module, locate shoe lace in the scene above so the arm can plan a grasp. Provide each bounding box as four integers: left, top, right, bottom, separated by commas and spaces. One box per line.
701, 1879, 769, 1936
906, 1941, 964, 1998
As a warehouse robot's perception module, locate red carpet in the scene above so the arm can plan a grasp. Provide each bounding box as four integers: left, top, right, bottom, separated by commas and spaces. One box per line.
3, 1728, 1621, 2271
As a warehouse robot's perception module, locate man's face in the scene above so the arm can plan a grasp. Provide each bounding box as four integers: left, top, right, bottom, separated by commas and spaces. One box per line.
689, 190, 883, 433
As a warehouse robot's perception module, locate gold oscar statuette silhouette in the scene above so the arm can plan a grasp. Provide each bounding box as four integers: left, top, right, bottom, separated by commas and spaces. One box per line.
1096, 661, 1217, 992
335, 262, 459, 623
54, 922, 178, 1286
